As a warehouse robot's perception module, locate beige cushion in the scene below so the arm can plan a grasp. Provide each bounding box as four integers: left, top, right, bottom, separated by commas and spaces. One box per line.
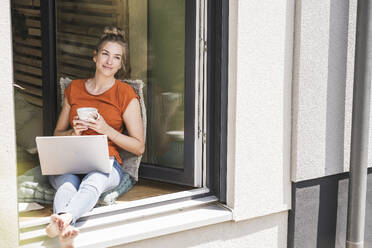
14, 88, 43, 154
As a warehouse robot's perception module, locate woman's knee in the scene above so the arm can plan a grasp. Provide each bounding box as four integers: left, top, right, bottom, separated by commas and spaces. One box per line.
49, 174, 81, 190
80, 171, 108, 194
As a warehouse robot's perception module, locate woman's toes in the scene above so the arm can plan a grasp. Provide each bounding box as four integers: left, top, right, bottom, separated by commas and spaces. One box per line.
50, 214, 59, 221
45, 217, 60, 238
72, 228, 79, 236
62, 229, 71, 238
60, 220, 67, 231
62, 225, 79, 238
52, 213, 73, 231
60, 225, 79, 248
60, 213, 73, 230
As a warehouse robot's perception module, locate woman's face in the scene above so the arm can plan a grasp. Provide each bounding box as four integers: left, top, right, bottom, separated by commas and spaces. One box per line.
93, 41, 123, 77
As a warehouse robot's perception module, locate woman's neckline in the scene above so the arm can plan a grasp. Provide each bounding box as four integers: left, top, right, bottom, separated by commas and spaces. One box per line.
84, 78, 117, 96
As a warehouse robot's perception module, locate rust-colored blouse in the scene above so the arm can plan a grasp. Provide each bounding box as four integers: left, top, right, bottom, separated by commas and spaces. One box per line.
64, 79, 139, 165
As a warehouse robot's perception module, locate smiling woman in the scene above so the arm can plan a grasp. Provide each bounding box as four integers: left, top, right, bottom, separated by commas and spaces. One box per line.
54, 1, 192, 184
47, 27, 145, 247
15, 0, 208, 246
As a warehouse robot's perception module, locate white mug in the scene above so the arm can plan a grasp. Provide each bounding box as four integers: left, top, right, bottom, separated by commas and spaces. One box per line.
77, 107, 98, 121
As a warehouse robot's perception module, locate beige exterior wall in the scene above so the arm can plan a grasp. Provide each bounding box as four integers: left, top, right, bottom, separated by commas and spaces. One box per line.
114, 211, 288, 248
0, 1, 18, 247
291, 0, 363, 182
227, 0, 293, 221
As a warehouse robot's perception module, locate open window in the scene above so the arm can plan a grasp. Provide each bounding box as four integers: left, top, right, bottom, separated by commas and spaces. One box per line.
52, 0, 201, 187
15, 0, 206, 219
14, 0, 228, 245
53, 0, 202, 186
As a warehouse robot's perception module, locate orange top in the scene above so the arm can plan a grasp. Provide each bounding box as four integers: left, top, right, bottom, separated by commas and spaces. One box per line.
64, 79, 139, 165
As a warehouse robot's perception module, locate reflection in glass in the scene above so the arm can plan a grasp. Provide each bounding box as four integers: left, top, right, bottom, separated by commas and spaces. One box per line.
145, 0, 185, 169
11, 1, 44, 175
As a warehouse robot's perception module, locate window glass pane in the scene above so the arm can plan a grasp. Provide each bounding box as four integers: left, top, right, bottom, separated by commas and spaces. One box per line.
145, 0, 185, 169
55, 0, 187, 170
11, 1, 44, 175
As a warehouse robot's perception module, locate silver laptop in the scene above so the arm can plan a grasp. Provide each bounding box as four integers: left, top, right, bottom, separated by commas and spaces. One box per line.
36, 135, 114, 175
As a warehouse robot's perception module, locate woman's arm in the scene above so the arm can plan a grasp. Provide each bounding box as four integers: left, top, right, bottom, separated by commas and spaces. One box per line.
86, 98, 145, 156
114, 98, 145, 155
54, 97, 88, 136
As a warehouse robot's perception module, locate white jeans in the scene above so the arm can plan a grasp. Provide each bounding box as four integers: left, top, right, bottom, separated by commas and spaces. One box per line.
48, 159, 122, 225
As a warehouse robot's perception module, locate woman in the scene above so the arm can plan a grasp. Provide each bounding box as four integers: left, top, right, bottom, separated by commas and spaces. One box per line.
45, 27, 144, 248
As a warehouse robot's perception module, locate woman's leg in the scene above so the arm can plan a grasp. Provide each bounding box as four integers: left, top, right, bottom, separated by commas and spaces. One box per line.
46, 174, 81, 238
48, 174, 81, 214
63, 161, 121, 224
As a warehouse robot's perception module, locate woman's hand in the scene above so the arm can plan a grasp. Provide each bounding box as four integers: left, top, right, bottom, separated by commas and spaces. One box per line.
72, 116, 88, 135
85, 113, 112, 135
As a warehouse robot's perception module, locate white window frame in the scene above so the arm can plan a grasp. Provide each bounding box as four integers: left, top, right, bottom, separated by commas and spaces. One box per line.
194, 0, 208, 187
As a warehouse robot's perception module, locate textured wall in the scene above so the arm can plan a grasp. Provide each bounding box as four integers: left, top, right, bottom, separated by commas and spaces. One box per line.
291, 0, 362, 182
114, 211, 288, 248
0, 0, 18, 247
227, 0, 293, 220
288, 171, 372, 248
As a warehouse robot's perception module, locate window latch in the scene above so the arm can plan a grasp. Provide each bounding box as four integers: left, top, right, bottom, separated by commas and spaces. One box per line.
202, 132, 207, 144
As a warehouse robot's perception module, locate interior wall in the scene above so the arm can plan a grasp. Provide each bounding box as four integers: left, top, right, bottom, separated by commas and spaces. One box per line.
128, 0, 147, 83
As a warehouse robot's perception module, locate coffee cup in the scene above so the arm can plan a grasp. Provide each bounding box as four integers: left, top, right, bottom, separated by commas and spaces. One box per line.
77, 107, 98, 121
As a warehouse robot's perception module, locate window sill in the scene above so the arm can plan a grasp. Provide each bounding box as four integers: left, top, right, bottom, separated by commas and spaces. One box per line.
19, 195, 232, 247
20, 187, 210, 229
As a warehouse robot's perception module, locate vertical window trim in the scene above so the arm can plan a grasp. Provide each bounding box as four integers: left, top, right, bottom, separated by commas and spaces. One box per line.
184, 0, 197, 184
139, 0, 197, 186
206, 0, 228, 203
195, 0, 208, 188
40, 0, 57, 136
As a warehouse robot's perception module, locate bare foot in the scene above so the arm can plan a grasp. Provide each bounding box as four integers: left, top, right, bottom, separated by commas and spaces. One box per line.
46, 214, 60, 238
49, 213, 74, 232
59, 225, 79, 248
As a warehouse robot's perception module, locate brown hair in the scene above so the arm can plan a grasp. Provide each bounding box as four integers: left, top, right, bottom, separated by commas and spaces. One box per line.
95, 26, 128, 75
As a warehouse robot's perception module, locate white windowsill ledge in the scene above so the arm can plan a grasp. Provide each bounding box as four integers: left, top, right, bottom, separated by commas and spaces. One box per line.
20, 187, 211, 229
19, 197, 232, 247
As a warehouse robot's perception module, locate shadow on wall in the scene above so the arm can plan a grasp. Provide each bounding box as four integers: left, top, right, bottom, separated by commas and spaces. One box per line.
288, 168, 372, 248
325, 0, 349, 176
291, 0, 354, 179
